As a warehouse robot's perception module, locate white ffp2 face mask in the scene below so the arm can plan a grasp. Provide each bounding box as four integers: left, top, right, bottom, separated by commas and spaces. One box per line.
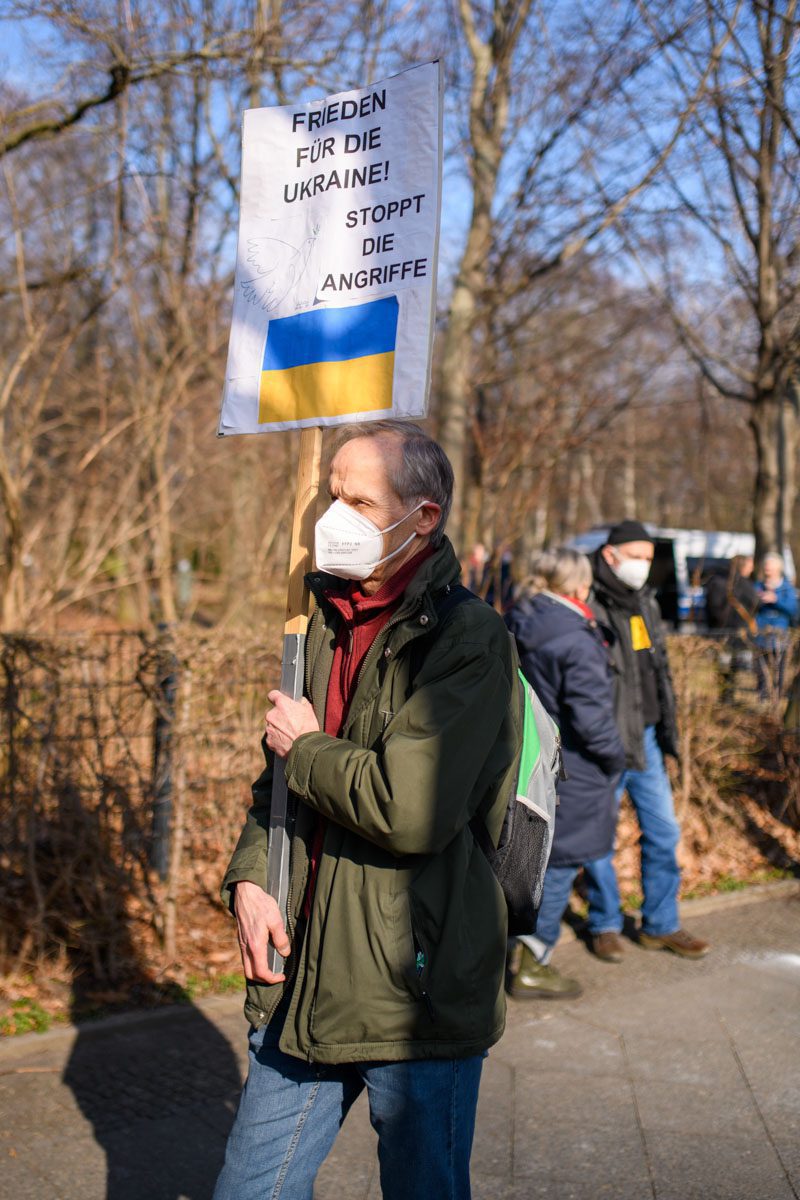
610, 554, 651, 591
314, 498, 430, 581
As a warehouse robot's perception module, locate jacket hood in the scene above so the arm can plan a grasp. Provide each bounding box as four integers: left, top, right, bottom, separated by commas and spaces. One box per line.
506, 592, 591, 652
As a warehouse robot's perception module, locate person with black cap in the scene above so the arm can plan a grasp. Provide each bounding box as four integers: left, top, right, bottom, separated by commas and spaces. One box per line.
584, 520, 710, 961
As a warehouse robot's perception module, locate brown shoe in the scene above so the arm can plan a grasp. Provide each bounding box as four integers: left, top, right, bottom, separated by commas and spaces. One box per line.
591, 932, 626, 963
638, 929, 710, 958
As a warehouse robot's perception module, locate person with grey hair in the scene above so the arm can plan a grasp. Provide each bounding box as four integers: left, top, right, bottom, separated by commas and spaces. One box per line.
505, 548, 626, 998
755, 552, 798, 698
214, 420, 520, 1200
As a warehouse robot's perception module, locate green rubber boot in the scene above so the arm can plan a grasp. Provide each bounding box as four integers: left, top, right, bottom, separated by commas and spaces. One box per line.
507, 943, 583, 1000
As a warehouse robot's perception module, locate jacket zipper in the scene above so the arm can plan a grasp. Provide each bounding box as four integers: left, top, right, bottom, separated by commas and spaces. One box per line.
409, 912, 436, 1021
342, 597, 425, 736
301, 587, 439, 1032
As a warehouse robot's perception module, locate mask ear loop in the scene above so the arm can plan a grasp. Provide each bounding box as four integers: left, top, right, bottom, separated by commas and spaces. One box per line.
378, 500, 432, 537
369, 500, 434, 569
371, 527, 419, 570
370, 501, 432, 569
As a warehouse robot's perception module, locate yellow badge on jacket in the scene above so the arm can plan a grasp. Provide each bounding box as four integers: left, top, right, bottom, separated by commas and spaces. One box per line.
630, 615, 652, 651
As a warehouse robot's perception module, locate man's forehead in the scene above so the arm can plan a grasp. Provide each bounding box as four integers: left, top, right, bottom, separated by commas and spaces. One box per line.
615, 539, 654, 557
330, 434, 402, 481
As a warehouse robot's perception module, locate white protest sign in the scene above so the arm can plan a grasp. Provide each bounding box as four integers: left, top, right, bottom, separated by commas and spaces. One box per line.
218, 61, 443, 435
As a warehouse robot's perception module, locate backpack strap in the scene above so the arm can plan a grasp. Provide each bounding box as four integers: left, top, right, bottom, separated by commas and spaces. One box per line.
433, 582, 476, 621
404, 582, 511, 856
406, 583, 478, 686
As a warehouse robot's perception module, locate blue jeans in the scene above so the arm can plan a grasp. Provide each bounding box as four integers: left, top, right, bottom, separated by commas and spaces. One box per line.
583, 725, 681, 937
534, 862, 581, 949
213, 1007, 484, 1200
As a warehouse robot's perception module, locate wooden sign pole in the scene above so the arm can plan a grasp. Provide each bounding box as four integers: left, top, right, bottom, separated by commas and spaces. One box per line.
266, 425, 323, 974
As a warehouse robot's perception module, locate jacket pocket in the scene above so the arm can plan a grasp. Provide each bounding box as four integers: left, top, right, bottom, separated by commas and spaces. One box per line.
304, 868, 427, 1047
405, 899, 436, 1022
408, 837, 506, 1035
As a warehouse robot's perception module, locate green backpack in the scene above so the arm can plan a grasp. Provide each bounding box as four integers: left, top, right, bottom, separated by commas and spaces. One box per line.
478, 659, 561, 934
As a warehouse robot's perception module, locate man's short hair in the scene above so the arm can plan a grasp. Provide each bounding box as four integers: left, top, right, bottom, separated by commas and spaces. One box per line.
335, 420, 454, 545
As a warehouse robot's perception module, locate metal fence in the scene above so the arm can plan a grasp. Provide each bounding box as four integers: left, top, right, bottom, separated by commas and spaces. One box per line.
0, 627, 279, 983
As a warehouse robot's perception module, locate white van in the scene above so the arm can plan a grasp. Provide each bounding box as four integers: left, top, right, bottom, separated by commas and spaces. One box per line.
569, 525, 797, 630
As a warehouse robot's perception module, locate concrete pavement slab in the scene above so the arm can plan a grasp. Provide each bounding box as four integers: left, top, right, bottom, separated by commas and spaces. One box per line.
1, 1150, 62, 1200
470, 1056, 514, 1178
510, 1116, 653, 1192
764, 1119, 800, 1193
631, 1076, 760, 1137
0, 1067, 79, 1132
25, 1132, 112, 1198
473, 1180, 653, 1200
494, 1010, 627, 1076
646, 1129, 796, 1200
620, 1028, 745, 1088
513, 1070, 642, 1136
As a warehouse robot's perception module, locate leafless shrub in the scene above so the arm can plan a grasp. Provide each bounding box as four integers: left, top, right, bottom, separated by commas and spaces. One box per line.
0, 626, 278, 1004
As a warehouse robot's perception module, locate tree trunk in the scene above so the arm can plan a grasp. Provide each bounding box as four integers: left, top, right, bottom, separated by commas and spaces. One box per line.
751, 395, 782, 562
622, 410, 636, 517
438, 280, 477, 552
518, 460, 553, 564
438, 181, 498, 552
580, 450, 603, 527
563, 455, 581, 539
780, 378, 798, 550
437, 1, 524, 552
0, 453, 24, 630
148, 420, 177, 625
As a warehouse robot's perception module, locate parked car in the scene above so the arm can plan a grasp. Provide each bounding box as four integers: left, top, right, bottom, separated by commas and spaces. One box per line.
569, 525, 797, 631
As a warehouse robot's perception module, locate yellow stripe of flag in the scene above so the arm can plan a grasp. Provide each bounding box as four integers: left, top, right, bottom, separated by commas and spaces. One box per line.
259, 350, 395, 425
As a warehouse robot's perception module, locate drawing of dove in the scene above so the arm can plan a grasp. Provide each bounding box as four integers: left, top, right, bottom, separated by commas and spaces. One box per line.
240, 230, 319, 312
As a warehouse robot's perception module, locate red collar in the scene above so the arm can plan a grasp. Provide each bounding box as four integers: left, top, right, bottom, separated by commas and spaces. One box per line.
325, 544, 435, 624
558, 593, 595, 621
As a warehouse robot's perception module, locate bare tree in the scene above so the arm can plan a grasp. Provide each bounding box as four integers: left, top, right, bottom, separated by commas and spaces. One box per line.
0, 0, 410, 630
618, 0, 800, 560
435, 0, 739, 550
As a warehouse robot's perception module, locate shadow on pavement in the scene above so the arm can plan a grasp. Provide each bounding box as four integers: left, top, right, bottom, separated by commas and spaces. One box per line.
63, 1002, 241, 1199
49, 781, 243, 1198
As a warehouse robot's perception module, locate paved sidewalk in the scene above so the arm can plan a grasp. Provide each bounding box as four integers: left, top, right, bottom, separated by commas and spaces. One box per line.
1, 884, 798, 1200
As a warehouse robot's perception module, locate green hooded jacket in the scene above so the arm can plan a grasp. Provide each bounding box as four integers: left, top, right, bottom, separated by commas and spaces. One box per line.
221, 538, 521, 1064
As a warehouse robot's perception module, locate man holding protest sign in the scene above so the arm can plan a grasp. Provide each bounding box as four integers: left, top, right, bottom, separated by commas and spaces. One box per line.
214, 421, 520, 1200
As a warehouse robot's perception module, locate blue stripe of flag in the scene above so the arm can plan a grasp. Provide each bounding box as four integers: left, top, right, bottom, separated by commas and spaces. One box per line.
263, 297, 399, 371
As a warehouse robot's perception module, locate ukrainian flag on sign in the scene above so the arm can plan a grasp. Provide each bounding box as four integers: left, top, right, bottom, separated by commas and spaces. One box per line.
259, 296, 399, 425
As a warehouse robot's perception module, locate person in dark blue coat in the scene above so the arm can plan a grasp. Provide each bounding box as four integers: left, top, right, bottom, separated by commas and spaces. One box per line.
506, 548, 626, 999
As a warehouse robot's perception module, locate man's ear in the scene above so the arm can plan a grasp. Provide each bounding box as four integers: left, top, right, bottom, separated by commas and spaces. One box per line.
601, 544, 615, 566
415, 502, 441, 538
